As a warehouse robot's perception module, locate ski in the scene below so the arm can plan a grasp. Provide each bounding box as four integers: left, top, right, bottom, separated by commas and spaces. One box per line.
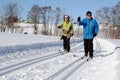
81, 56, 87, 59
73, 54, 78, 57
86, 57, 93, 61
58, 50, 66, 55
80, 56, 93, 61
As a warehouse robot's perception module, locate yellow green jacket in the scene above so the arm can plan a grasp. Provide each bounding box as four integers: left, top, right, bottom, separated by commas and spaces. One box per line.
59, 21, 74, 37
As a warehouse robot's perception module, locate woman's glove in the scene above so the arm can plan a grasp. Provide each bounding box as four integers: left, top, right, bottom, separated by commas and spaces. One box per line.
67, 34, 73, 38
62, 29, 68, 34
60, 35, 64, 40
57, 26, 61, 28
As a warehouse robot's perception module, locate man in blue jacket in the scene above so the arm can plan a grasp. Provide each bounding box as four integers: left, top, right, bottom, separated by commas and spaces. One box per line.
77, 11, 99, 59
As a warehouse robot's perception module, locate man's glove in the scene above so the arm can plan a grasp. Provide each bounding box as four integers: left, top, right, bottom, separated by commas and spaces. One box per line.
77, 16, 81, 22
93, 33, 97, 37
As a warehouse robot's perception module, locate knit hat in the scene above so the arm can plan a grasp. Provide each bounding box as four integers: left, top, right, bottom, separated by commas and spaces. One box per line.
64, 15, 69, 18
64, 15, 70, 20
86, 11, 92, 16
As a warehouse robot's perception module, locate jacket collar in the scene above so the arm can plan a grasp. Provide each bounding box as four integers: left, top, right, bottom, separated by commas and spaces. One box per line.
86, 17, 93, 21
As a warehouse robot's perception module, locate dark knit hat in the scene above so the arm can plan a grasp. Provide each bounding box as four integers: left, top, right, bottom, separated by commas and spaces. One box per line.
86, 11, 92, 16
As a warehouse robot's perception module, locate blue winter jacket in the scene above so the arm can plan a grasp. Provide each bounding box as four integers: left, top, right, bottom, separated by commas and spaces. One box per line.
78, 18, 99, 39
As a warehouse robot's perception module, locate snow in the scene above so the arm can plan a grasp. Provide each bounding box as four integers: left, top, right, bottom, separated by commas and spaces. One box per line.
0, 33, 60, 46
0, 33, 120, 80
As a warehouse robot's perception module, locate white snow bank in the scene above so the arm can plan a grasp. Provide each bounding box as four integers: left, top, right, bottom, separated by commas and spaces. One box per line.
0, 33, 60, 47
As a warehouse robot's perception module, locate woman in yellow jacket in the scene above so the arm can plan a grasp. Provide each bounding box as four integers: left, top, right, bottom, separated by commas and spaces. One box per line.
58, 15, 74, 52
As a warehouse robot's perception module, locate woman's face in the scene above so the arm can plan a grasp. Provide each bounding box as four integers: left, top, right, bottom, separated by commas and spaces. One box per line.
65, 17, 69, 22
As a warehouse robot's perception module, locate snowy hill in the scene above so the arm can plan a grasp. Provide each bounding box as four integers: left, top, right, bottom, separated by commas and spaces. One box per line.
0, 33, 120, 80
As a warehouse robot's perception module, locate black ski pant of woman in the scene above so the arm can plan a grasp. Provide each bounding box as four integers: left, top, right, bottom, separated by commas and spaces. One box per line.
84, 39, 93, 58
61, 35, 70, 52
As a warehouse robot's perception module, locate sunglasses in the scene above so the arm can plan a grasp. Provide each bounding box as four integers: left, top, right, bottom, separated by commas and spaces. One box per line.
87, 15, 91, 16
65, 18, 68, 19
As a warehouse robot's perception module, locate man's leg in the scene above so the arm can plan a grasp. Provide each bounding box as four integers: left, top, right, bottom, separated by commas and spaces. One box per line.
84, 39, 89, 57
88, 39, 93, 58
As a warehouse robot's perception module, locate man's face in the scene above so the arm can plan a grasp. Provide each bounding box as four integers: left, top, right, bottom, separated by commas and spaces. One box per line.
86, 14, 92, 19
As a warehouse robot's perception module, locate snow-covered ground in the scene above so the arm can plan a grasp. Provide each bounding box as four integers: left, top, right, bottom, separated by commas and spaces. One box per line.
0, 33, 120, 80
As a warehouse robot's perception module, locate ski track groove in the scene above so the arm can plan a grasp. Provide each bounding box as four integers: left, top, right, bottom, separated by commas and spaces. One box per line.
45, 57, 88, 80
25, 39, 120, 80
0, 52, 60, 76
2, 39, 118, 79
0, 42, 83, 76
44, 39, 116, 80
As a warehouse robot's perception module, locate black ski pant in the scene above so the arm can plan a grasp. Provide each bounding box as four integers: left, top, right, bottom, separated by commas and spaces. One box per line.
84, 39, 93, 57
61, 35, 70, 52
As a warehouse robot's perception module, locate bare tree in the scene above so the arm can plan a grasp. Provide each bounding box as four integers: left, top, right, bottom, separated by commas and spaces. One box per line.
27, 5, 63, 35
27, 4, 40, 34
108, 2, 120, 38
114, 2, 120, 38
49, 9, 55, 35
95, 7, 110, 23
40, 6, 51, 35
54, 7, 62, 36
0, 2, 22, 33
95, 7, 116, 38
47, 6, 52, 35
0, 15, 6, 32
95, 1, 120, 39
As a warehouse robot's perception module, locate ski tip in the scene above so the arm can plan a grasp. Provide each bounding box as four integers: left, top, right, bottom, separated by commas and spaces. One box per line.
73, 55, 76, 57
87, 57, 93, 61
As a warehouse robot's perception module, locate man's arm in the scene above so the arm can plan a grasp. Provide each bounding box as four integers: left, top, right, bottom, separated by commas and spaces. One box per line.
95, 20, 99, 34
94, 20, 99, 37
77, 16, 84, 26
